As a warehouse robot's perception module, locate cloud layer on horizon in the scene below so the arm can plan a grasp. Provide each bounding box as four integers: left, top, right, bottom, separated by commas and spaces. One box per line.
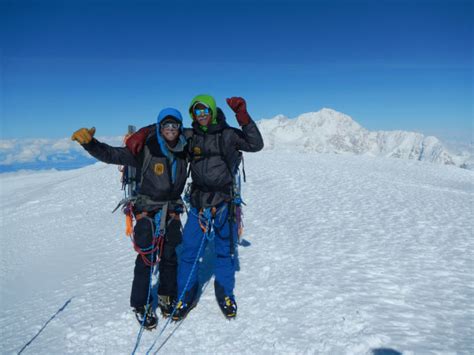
1, 115, 471, 173
0, 136, 123, 171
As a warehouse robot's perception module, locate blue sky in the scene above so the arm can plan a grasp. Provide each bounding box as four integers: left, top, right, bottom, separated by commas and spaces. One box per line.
1, 0, 472, 141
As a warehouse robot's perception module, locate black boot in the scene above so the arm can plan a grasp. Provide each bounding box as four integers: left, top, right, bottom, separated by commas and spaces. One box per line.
172, 300, 196, 321
217, 296, 237, 319
158, 295, 176, 318
133, 305, 158, 330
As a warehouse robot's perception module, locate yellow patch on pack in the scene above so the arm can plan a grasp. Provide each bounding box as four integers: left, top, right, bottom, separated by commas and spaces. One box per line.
154, 163, 165, 176
193, 146, 202, 155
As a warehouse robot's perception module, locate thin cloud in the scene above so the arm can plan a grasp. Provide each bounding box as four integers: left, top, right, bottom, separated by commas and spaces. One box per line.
0, 136, 123, 167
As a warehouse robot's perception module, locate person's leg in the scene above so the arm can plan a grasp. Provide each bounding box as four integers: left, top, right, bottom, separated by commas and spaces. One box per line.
213, 205, 238, 299
173, 208, 207, 320
158, 216, 181, 298
213, 205, 238, 318
157, 216, 181, 317
130, 216, 158, 328
177, 208, 206, 304
130, 217, 155, 308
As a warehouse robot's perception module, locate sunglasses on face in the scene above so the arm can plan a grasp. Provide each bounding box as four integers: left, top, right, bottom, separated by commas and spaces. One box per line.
194, 108, 210, 116
161, 122, 180, 130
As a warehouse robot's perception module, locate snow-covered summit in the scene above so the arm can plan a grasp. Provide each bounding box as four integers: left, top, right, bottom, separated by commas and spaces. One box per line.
1, 152, 473, 354
257, 108, 464, 167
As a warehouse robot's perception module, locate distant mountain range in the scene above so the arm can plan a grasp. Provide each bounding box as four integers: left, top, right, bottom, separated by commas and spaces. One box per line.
257, 108, 472, 169
0, 110, 471, 172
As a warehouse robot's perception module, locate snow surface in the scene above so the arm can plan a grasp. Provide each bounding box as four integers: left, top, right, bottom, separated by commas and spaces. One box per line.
1, 151, 473, 354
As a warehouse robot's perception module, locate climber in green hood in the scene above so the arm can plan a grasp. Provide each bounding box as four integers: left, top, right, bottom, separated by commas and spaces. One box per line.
188, 94, 218, 131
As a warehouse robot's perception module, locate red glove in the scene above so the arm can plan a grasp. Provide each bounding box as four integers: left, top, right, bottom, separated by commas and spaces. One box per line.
226, 97, 251, 126
125, 126, 152, 155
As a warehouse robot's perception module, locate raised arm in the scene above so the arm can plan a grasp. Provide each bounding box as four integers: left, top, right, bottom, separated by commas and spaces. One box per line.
71, 127, 140, 167
227, 97, 264, 152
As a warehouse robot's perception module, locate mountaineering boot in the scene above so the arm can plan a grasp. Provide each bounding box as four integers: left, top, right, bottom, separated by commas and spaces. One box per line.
133, 305, 158, 330
217, 296, 237, 319
172, 300, 196, 321
158, 295, 176, 318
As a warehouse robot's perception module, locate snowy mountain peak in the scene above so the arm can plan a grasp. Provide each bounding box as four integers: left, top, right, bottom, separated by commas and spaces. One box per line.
297, 108, 364, 132
257, 108, 465, 167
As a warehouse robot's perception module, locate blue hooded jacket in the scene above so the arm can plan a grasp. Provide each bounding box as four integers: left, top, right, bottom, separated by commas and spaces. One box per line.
155, 108, 187, 184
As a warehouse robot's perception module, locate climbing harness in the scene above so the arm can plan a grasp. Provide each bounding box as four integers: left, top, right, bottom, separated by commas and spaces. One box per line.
198, 206, 218, 241
130, 209, 165, 267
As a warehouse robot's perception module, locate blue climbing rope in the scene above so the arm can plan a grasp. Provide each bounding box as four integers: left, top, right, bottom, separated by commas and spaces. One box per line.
201, 207, 216, 240
188, 205, 227, 241
145, 226, 208, 355
18, 298, 73, 354
134, 206, 227, 354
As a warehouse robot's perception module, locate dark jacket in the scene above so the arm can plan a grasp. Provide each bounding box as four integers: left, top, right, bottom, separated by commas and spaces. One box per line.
83, 131, 188, 212
186, 108, 264, 208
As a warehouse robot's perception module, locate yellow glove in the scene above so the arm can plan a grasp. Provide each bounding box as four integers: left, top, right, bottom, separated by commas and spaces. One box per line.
71, 127, 96, 145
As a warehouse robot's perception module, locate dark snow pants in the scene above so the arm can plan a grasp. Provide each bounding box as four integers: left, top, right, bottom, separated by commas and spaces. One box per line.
130, 214, 182, 308
177, 204, 238, 304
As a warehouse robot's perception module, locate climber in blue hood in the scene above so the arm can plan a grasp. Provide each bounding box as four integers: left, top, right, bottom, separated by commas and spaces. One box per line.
71, 107, 189, 330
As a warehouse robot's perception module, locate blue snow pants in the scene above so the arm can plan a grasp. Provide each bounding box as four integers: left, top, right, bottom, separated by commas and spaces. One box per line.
177, 203, 238, 304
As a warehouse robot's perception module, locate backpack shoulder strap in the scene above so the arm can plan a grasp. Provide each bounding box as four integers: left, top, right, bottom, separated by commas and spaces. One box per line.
140, 145, 152, 187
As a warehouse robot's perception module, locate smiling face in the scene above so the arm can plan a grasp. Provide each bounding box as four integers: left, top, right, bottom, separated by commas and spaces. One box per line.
160, 119, 180, 143
192, 103, 212, 127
